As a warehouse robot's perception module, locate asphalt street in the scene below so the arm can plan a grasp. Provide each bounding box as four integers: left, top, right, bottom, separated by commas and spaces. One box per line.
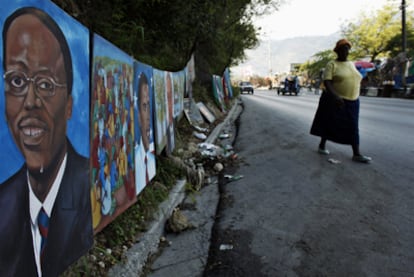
110, 89, 414, 276
205, 89, 414, 276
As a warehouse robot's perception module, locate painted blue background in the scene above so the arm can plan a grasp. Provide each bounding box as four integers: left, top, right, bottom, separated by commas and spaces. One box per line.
0, 0, 90, 183
93, 34, 134, 65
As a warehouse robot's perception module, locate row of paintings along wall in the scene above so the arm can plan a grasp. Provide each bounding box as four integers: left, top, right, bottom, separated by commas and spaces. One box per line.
0, 0, 233, 276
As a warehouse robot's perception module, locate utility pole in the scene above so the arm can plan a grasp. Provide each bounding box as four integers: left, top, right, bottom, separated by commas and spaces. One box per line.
267, 40, 272, 77
401, 0, 407, 91
402, 0, 407, 53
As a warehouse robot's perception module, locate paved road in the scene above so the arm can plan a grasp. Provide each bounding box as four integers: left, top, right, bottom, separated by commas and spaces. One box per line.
205, 89, 414, 276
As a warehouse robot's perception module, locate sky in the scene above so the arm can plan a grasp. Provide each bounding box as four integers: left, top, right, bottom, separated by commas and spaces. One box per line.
255, 0, 398, 40
232, 0, 404, 78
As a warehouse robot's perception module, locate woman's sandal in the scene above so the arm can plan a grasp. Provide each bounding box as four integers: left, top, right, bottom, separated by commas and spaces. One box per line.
352, 155, 372, 163
318, 148, 330, 155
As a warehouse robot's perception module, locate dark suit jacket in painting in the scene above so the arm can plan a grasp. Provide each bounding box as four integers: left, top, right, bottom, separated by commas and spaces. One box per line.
0, 140, 93, 277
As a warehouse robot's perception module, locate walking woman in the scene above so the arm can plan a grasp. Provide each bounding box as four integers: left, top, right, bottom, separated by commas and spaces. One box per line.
310, 39, 372, 163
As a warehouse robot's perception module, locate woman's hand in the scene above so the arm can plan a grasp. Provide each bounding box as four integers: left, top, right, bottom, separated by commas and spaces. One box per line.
324, 80, 344, 107
334, 95, 345, 107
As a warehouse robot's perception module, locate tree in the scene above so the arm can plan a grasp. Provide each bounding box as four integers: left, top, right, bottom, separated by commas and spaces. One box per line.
52, 0, 283, 79
341, 1, 410, 61
300, 50, 335, 80
384, 27, 414, 58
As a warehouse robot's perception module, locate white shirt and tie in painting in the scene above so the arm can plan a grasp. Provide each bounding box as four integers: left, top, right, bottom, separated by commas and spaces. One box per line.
29, 155, 67, 277
135, 136, 156, 195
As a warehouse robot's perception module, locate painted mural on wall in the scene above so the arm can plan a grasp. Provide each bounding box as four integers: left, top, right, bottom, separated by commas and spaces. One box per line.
212, 74, 226, 112
173, 70, 185, 119
134, 61, 156, 195
166, 72, 176, 155
0, 1, 92, 276
0, 1, 90, 183
223, 67, 233, 99
185, 54, 195, 99
153, 69, 168, 155
91, 34, 136, 233
0, 1, 235, 275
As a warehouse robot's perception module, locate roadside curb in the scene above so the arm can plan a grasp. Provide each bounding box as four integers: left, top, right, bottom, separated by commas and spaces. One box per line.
206, 97, 242, 144
108, 98, 243, 277
108, 179, 187, 277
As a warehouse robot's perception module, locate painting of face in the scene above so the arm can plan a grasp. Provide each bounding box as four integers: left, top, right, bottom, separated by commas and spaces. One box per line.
4, 13, 72, 174
139, 75, 150, 151
0, 5, 92, 276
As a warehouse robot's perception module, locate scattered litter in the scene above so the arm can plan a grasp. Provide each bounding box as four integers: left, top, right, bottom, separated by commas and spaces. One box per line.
193, 131, 207, 140
196, 163, 205, 191
221, 144, 235, 158
197, 102, 216, 123
219, 244, 234, 251
224, 174, 244, 182
328, 158, 341, 164
213, 163, 224, 172
223, 144, 233, 151
198, 143, 223, 157
219, 133, 230, 139
198, 142, 238, 159
193, 125, 208, 133
183, 109, 195, 126
222, 150, 235, 158
184, 98, 205, 124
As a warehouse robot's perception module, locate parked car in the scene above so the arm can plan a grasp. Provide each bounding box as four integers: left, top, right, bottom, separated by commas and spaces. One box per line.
239, 81, 254, 94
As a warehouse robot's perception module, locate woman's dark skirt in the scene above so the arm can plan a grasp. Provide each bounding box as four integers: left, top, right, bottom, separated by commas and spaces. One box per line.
310, 91, 360, 145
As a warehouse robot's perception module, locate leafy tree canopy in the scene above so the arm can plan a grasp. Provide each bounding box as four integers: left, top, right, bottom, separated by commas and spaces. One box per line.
300, 50, 335, 80
52, 0, 284, 82
341, 0, 414, 61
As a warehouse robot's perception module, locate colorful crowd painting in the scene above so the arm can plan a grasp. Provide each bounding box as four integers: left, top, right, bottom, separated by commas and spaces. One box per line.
153, 69, 168, 155
212, 74, 227, 112
91, 34, 137, 232
0, 0, 233, 275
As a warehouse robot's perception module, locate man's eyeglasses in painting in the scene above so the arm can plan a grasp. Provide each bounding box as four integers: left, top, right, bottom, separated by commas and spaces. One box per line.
3, 70, 66, 98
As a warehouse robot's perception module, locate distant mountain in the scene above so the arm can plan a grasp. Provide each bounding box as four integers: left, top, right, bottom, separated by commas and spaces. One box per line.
231, 33, 341, 78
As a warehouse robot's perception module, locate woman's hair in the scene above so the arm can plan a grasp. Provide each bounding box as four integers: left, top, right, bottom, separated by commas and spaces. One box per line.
333, 39, 352, 53
3, 7, 73, 95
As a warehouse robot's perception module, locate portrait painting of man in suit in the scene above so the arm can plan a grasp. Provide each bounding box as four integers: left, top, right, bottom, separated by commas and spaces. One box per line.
0, 4, 92, 277
134, 62, 156, 195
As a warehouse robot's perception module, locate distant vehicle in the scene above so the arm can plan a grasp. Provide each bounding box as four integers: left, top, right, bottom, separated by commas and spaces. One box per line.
239, 81, 254, 94
277, 76, 300, 96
